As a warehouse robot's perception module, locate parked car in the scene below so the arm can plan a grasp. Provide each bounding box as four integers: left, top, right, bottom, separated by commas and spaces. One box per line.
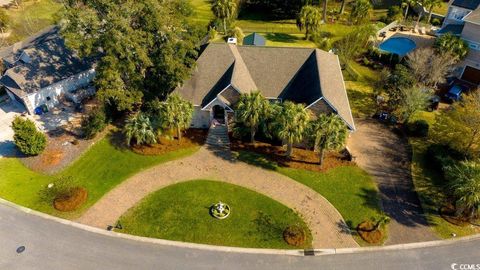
445, 85, 467, 102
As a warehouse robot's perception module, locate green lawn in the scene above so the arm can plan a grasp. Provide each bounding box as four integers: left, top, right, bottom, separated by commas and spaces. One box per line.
235, 151, 383, 245
117, 180, 312, 249
189, 0, 213, 27
409, 112, 480, 238
432, 2, 449, 15
344, 61, 381, 118
189, 0, 355, 48
4, 0, 63, 43
0, 133, 199, 219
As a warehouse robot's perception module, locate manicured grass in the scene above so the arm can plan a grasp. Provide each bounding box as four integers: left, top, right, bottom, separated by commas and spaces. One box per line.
235, 151, 383, 245
344, 61, 381, 118
432, 2, 449, 15
117, 180, 312, 249
189, 0, 213, 27
409, 112, 480, 238
189, 0, 353, 47
4, 0, 63, 43
0, 133, 200, 219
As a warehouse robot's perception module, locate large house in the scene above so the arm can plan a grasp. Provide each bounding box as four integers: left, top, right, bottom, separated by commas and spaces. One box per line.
439, 0, 480, 85
175, 43, 355, 131
0, 27, 96, 114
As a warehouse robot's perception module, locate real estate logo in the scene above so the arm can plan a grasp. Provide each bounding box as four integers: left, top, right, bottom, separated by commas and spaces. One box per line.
451, 263, 480, 270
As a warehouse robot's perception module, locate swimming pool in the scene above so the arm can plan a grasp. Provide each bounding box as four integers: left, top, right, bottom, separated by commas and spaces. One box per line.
378, 37, 416, 57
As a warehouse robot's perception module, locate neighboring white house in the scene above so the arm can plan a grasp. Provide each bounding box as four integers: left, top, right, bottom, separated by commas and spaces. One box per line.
0, 27, 96, 114
438, 0, 480, 85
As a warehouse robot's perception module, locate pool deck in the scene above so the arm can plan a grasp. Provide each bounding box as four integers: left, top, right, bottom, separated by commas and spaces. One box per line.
378, 30, 435, 50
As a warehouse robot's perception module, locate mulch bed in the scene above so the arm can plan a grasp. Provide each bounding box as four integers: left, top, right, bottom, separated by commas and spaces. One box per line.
53, 187, 88, 212
131, 129, 207, 156
20, 128, 107, 174
230, 139, 353, 172
357, 221, 383, 244
283, 225, 306, 247
439, 204, 475, 227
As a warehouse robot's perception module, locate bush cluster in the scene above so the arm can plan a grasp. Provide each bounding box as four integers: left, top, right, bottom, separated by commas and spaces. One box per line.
81, 107, 108, 139
406, 120, 429, 137
12, 116, 47, 156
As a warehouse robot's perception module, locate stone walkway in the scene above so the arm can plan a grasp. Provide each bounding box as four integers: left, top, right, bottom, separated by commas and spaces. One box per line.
348, 119, 437, 245
77, 143, 358, 248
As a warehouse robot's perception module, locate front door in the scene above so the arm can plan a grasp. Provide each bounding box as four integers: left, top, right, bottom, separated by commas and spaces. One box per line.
212, 105, 225, 124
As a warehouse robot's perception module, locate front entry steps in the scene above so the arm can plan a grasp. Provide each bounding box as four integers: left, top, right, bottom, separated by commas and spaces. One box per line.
206, 122, 230, 148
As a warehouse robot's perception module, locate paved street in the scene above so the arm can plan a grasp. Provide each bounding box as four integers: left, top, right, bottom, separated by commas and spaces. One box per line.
1, 201, 479, 270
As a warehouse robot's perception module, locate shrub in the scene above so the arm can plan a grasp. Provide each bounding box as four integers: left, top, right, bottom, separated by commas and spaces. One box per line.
81, 107, 107, 139
208, 27, 217, 40
425, 144, 465, 182
12, 116, 47, 155
386, 6, 403, 23
431, 18, 441, 26
227, 27, 245, 43
38, 176, 78, 205
406, 120, 429, 137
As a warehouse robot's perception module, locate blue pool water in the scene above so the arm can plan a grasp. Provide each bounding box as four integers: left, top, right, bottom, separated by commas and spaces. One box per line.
379, 37, 416, 57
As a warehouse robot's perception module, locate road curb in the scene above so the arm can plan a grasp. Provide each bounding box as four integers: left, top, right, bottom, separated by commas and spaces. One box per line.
2, 197, 479, 256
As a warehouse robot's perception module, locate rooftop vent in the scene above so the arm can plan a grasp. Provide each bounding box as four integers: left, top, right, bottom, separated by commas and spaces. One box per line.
227, 37, 237, 45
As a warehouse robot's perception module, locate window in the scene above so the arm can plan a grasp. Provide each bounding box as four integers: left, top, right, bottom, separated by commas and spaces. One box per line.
468, 42, 479, 50
449, 8, 470, 21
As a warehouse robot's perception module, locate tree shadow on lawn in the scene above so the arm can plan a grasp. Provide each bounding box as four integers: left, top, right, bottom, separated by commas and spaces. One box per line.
107, 130, 130, 151
346, 88, 376, 118
265, 33, 302, 44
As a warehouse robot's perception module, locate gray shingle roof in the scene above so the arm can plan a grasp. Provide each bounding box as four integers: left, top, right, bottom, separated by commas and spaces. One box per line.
0, 27, 94, 98
175, 43, 355, 130
464, 8, 480, 25
437, 24, 465, 35
451, 0, 480, 10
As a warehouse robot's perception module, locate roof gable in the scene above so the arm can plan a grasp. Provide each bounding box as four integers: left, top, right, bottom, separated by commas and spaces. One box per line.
0, 27, 95, 96
243, 33, 266, 46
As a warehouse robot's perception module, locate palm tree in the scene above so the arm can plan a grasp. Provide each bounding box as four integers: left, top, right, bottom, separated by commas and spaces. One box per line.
162, 94, 194, 141
445, 161, 480, 220
414, 0, 425, 29
273, 101, 310, 158
401, 0, 417, 22
322, 0, 328, 23
350, 0, 372, 25
424, 0, 442, 23
434, 33, 470, 60
339, 0, 347, 14
211, 0, 237, 34
296, 5, 322, 40
124, 113, 157, 146
309, 114, 348, 168
235, 91, 271, 144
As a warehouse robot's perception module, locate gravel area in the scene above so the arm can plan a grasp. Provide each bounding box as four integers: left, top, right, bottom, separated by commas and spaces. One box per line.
20, 130, 105, 174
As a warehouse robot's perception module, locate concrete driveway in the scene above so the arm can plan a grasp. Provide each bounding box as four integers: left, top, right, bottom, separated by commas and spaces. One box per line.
348, 119, 437, 244
0, 101, 24, 157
